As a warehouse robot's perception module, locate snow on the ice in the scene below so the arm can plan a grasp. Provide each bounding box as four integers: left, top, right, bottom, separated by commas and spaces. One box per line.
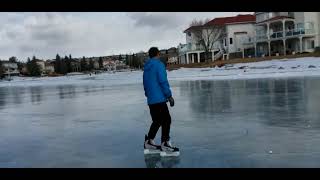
2, 57, 320, 87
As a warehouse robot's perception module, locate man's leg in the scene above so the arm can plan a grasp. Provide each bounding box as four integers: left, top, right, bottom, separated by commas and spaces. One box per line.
147, 103, 162, 140
161, 103, 171, 143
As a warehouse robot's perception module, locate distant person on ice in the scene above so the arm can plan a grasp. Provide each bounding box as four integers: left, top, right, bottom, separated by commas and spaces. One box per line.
143, 47, 179, 156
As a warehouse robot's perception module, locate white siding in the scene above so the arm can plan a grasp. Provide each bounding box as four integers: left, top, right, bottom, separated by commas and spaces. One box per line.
304, 12, 320, 48
226, 23, 255, 53
294, 12, 304, 24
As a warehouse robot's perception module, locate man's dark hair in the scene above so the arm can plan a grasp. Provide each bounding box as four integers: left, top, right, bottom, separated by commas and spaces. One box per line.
148, 47, 160, 58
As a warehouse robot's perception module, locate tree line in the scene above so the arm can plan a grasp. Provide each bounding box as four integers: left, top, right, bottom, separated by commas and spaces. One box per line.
124, 53, 169, 69
125, 53, 145, 69
1, 52, 149, 78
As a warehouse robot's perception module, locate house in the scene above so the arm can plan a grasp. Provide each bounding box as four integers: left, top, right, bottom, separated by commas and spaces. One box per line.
105, 60, 116, 71
102, 58, 111, 68
1, 61, 19, 76
35, 60, 45, 73
21, 65, 28, 75
93, 60, 100, 69
167, 47, 179, 65
70, 60, 81, 72
181, 14, 256, 63
246, 12, 320, 57
177, 43, 189, 64
44, 61, 55, 74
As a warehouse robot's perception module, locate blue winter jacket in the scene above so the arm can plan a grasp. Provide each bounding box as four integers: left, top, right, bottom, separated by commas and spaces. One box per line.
143, 58, 172, 105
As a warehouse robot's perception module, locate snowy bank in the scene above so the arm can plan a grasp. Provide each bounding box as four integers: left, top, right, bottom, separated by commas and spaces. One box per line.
1, 57, 320, 87
169, 57, 320, 81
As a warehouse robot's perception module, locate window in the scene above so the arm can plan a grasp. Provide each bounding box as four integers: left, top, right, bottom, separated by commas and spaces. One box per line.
224, 39, 227, 46
307, 40, 315, 49
311, 40, 315, 49
187, 32, 191, 36
230, 38, 233, 45
297, 23, 304, 30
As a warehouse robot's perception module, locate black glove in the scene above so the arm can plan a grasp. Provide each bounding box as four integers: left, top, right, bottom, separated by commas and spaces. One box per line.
168, 96, 174, 107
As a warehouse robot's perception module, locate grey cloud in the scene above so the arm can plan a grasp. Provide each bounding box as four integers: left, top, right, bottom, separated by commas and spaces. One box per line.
26, 13, 72, 44
0, 12, 253, 61
6, 31, 18, 39
30, 27, 71, 44
128, 12, 184, 29
19, 45, 35, 52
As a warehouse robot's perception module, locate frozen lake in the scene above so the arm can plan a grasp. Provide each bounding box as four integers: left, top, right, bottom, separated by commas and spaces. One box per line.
1, 74, 320, 167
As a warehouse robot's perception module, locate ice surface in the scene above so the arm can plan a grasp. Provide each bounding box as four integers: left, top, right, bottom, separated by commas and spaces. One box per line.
1, 57, 320, 167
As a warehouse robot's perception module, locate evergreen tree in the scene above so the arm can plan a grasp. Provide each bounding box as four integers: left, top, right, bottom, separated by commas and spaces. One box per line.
60, 56, 67, 74
132, 54, 136, 68
0, 60, 4, 79
125, 54, 129, 66
80, 56, 87, 72
99, 57, 103, 69
55, 54, 61, 74
17, 61, 24, 72
64, 55, 72, 73
89, 59, 94, 71
9, 56, 17, 63
26, 57, 41, 76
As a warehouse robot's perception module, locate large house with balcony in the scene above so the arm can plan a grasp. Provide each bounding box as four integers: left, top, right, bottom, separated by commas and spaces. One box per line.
179, 14, 256, 64
244, 12, 320, 57
1, 61, 19, 76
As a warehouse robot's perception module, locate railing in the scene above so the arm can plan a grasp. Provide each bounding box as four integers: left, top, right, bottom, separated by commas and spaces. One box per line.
270, 31, 283, 39
192, 45, 205, 51
252, 27, 315, 43
285, 28, 315, 37
4, 70, 20, 75
214, 50, 223, 61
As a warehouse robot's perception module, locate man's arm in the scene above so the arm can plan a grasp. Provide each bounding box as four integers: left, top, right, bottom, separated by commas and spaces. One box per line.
143, 74, 147, 97
157, 62, 172, 99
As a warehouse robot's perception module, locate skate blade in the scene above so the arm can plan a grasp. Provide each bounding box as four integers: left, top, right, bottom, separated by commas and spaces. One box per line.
160, 151, 180, 157
144, 149, 161, 155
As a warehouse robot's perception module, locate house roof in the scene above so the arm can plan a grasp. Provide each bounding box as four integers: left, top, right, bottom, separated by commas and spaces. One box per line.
183, 25, 203, 33
184, 14, 255, 33
257, 16, 294, 24
45, 62, 54, 66
204, 14, 255, 26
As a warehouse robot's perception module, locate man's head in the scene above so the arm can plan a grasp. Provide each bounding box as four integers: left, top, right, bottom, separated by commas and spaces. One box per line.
148, 47, 160, 59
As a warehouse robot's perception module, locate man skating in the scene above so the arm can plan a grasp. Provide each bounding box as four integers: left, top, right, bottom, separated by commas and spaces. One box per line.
143, 47, 179, 157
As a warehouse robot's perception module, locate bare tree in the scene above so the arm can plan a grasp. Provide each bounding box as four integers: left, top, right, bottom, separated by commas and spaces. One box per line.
189, 19, 226, 62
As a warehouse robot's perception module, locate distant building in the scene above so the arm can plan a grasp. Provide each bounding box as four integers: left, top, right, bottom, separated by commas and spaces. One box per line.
167, 47, 179, 65
1, 61, 19, 76
70, 60, 81, 72
249, 12, 320, 57
44, 61, 55, 74
35, 60, 45, 73
93, 61, 100, 69
182, 14, 256, 62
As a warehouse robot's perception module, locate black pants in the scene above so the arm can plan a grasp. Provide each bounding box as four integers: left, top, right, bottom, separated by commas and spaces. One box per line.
147, 102, 171, 143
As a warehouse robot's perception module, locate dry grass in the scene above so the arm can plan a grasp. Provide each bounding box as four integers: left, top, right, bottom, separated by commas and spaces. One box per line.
167, 52, 320, 71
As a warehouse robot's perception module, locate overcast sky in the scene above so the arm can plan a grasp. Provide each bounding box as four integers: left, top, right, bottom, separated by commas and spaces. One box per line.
0, 12, 253, 61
